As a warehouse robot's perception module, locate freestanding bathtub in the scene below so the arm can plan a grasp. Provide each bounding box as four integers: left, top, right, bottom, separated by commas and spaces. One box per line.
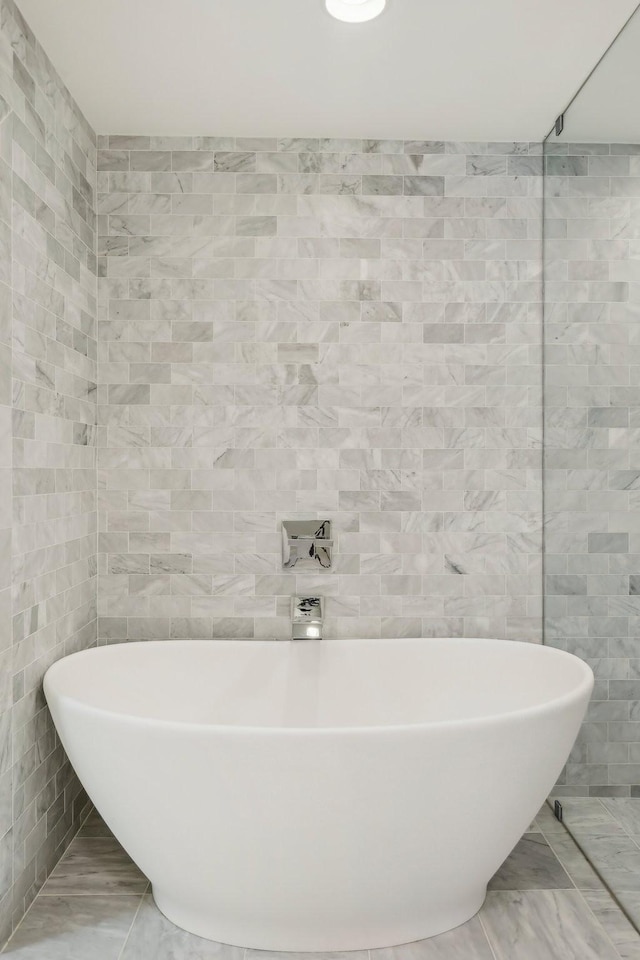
44, 638, 592, 951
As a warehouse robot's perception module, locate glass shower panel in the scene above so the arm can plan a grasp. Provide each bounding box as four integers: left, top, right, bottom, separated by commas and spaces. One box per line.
543, 3, 640, 927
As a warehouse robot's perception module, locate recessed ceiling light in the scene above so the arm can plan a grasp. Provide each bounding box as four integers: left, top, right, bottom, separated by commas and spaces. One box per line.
325, 0, 386, 23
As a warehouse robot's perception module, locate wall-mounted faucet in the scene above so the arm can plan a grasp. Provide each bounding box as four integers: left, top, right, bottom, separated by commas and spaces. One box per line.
282, 520, 332, 569
292, 597, 323, 640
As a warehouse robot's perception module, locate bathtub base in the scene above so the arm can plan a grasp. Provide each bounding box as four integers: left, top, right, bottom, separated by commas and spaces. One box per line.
151, 885, 487, 951
44, 640, 594, 955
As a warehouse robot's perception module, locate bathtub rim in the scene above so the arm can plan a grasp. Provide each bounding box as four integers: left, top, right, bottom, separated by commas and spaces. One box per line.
43, 636, 594, 736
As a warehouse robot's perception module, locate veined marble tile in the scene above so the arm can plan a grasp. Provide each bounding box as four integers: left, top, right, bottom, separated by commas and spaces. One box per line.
368, 917, 494, 960
542, 833, 604, 892
120, 896, 243, 960
480, 890, 620, 959
41, 838, 148, 895
581, 890, 640, 960
489, 833, 572, 890
78, 810, 114, 838
573, 835, 640, 892
548, 797, 617, 832
602, 799, 640, 835
2, 896, 141, 959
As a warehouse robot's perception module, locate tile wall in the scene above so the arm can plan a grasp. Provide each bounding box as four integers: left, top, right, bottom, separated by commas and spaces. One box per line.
0, 0, 97, 945
544, 140, 640, 796
96, 138, 543, 645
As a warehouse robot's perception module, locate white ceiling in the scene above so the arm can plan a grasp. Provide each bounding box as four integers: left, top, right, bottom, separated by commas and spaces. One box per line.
15, 0, 640, 141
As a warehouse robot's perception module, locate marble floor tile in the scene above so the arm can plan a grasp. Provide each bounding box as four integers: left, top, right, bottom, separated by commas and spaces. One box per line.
614, 892, 640, 935
572, 825, 629, 842
480, 890, 621, 960
245, 949, 369, 960
2, 896, 141, 959
542, 834, 604, 891
488, 833, 572, 890
603, 800, 640, 837
616, 943, 640, 960
553, 798, 622, 835
368, 917, 494, 960
246, 952, 368, 960
6, 818, 637, 960
41, 838, 148, 896
551, 798, 613, 826
576, 837, 640, 893
581, 890, 640, 960
534, 801, 565, 834
78, 810, 114, 839
121, 896, 244, 960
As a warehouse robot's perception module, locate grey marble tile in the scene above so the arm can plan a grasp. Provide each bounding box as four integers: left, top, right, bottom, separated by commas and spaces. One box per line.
614, 892, 640, 937
2, 0, 100, 937
602, 799, 640, 836
574, 836, 640, 892
553, 798, 625, 836
368, 917, 494, 960
542, 835, 604, 892
489, 833, 572, 890
480, 890, 620, 960
121, 896, 243, 960
3, 896, 141, 959
581, 890, 640, 960
571, 823, 628, 841
78, 810, 114, 839
616, 942, 640, 960
246, 952, 368, 960
41, 838, 148, 895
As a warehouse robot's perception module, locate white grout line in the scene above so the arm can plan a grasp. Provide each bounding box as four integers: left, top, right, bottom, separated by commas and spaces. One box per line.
116, 890, 147, 960
476, 908, 500, 960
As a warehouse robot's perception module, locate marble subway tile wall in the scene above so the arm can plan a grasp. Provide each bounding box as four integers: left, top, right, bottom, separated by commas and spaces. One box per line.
544, 141, 640, 796
0, 0, 97, 945
96, 138, 543, 646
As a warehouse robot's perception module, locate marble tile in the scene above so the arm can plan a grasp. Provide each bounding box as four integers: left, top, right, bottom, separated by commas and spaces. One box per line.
2, 896, 141, 959
542, 834, 604, 892
489, 833, 572, 890
549, 798, 616, 832
603, 799, 640, 836
41, 839, 148, 896
615, 892, 640, 936
581, 890, 640, 960
96, 138, 543, 649
571, 823, 629, 841
246, 952, 368, 960
573, 836, 640, 893
534, 801, 565, 834
368, 917, 494, 960
78, 811, 114, 839
121, 896, 244, 960
1, 0, 99, 941
480, 890, 621, 960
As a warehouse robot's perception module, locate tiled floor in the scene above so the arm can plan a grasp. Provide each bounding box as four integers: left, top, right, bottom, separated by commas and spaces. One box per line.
550, 797, 640, 935
3, 804, 640, 960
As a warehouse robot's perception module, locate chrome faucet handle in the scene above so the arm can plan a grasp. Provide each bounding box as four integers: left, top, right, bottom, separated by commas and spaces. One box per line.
282, 520, 332, 569
291, 597, 323, 639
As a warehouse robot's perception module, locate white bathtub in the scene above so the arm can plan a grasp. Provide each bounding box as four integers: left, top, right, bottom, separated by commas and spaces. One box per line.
44, 638, 592, 951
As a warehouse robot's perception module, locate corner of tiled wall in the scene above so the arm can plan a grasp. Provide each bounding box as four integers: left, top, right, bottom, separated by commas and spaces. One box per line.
0, 0, 97, 945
